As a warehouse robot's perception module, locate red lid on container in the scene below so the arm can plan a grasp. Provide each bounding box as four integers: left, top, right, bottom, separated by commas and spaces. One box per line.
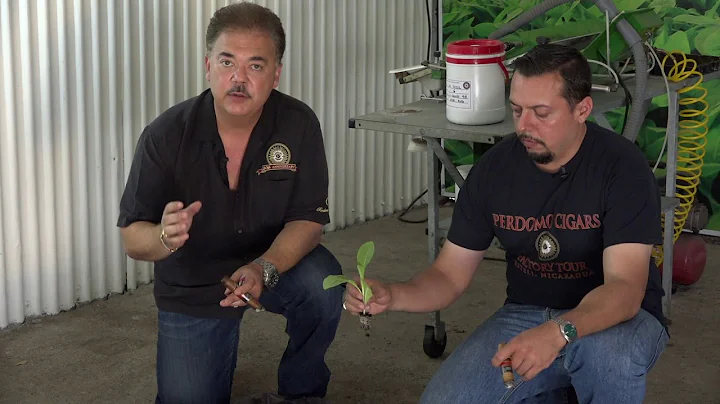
447, 39, 505, 56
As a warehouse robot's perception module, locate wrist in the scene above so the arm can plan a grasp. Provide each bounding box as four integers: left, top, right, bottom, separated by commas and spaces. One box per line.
551, 317, 578, 346
247, 262, 264, 279
252, 257, 280, 288
552, 323, 569, 349
386, 283, 398, 311
156, 224, 174, 256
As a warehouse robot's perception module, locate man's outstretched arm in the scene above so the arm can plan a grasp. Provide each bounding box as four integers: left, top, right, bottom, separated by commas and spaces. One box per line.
388, 241, 487, 313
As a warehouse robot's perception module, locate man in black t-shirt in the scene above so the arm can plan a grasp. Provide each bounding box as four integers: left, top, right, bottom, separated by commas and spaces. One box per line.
344, 44, 669, 403
117, 3, 341, 404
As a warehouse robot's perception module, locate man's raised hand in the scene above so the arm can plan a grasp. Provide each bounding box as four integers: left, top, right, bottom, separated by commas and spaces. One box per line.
160, 201, 202, 251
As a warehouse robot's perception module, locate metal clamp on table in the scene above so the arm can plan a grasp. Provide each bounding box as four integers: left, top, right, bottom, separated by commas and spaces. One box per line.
347, 71, 713, 358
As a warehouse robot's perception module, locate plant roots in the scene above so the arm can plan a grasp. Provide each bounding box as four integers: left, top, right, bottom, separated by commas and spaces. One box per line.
359, 313, 372, 336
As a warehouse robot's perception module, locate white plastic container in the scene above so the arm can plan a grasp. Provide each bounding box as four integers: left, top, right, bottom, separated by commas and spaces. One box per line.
445, 39, 508, 126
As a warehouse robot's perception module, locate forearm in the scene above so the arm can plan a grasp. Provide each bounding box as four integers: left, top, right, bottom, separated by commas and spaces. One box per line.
561, 280, 643, 339
259, 220, 323, 273
388, 266, 464, 313
120, 221, 171, 262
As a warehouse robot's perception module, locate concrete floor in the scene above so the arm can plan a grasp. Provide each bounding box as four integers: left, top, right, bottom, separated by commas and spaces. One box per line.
1, 207, 719, 404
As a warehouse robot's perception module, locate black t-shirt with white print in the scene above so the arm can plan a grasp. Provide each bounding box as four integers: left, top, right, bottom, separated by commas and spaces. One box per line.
447, 121, 666, 328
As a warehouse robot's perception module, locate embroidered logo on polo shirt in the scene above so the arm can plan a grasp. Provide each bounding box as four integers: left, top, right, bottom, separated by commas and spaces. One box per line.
257, 143, 297, 175
535, 231, 559, 261
316, 197, 329, 213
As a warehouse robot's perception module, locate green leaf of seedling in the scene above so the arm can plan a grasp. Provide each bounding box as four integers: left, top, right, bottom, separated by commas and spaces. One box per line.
361, 279, 374, 305
322, 275, 360, 293
356, 241, 375, 281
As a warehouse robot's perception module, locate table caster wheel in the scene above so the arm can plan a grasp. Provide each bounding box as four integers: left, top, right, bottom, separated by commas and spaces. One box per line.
423, 324, 447, 358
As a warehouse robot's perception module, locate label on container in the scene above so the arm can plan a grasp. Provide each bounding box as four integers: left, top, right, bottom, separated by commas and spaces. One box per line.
446, 79, 472, 109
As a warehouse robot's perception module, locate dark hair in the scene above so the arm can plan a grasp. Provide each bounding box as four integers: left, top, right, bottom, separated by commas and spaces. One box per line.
511, 44, 592, 108
205, 2, 286, 63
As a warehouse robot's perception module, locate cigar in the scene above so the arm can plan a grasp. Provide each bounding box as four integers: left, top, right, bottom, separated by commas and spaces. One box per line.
498, 343, 515, 389
221, 276, 265, 312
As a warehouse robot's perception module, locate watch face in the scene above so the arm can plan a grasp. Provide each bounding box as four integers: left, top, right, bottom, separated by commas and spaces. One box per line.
563, 323, 577, 340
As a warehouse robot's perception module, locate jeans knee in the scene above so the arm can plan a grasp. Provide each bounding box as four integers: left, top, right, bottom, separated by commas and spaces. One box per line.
565, 310, 668, 380
280, 244, 343, 320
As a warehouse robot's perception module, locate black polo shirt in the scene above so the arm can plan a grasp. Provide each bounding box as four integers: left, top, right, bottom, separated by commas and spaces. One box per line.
117, 88, 330, 318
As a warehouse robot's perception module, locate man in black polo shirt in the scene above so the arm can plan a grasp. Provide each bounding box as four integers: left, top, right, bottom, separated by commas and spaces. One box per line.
343, 44, 669, 403
117, 3, 342, 404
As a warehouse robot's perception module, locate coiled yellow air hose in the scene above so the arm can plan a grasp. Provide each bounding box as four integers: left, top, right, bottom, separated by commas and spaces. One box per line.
652, 51, 709, 267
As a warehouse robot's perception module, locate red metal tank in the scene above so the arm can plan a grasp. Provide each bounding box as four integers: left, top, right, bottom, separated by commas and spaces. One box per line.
659, 233, 707, 286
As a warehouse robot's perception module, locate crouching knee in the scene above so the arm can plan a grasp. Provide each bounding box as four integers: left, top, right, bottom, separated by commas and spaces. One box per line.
278, 244, 344, 320
564, 310, 669, 387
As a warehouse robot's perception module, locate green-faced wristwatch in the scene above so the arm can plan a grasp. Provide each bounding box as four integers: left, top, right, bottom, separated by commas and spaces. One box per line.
553, 317, 577, 343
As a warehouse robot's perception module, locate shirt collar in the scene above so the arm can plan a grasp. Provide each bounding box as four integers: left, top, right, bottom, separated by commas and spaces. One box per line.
194, 88, 279, 146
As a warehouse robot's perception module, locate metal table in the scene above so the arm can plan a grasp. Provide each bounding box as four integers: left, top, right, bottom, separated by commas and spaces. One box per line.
348, 73, 705, 358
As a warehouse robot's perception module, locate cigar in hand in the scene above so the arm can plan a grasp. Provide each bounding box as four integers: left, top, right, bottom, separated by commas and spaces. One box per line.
221, 276, 265, 312
498, 343, 515, 389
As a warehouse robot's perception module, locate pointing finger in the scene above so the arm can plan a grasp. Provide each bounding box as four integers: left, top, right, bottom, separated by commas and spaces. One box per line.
183, 201, 202, 216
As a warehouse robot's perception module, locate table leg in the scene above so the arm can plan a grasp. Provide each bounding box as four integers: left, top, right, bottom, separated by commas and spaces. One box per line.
662, 90, 680, 320
423, 138, 447, 359
425, 137, 465, 188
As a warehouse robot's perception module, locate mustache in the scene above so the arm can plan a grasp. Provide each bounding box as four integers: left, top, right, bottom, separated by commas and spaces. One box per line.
518, 133, 546, 146
228, 85, 251, 98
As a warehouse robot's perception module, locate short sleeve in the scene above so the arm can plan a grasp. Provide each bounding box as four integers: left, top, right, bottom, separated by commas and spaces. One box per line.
602, 162, 663, 248
446, 161, 496, 251
117, 126, 172, 227
284, 113, 330, 225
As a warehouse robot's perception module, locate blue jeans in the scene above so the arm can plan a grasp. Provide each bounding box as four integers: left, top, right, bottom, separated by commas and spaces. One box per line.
154, 244, 344, 404
419, 303, 669, 404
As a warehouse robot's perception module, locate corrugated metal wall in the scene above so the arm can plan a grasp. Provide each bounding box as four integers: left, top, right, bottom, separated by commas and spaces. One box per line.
0, 0, 429, 329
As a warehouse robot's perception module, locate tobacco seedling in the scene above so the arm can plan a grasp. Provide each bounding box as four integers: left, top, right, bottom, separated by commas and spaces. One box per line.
322, 241, 375, 335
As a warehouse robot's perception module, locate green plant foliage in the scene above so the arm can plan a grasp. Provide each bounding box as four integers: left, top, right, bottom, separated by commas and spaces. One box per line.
322, 241, 376, 305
